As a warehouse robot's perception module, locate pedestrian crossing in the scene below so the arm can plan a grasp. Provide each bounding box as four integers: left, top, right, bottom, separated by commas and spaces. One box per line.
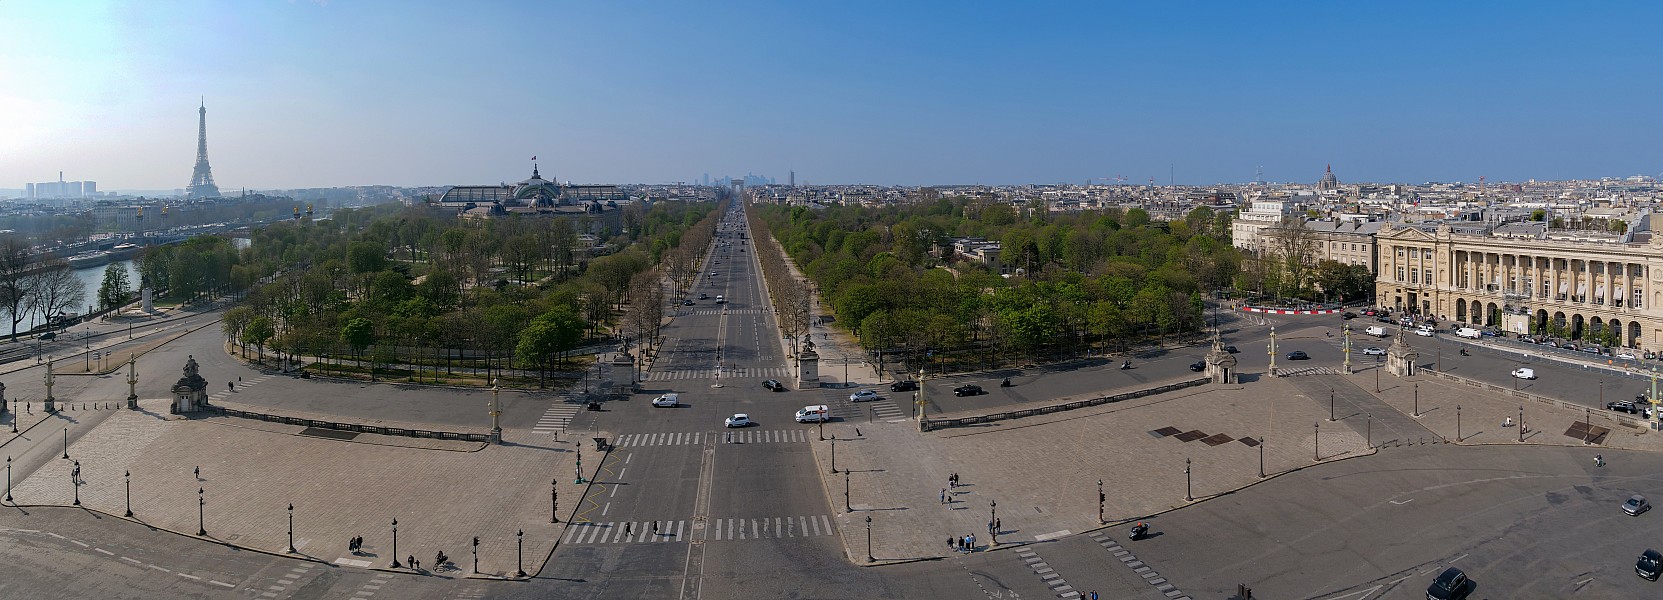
685, 308, 769, 315
644, 367, 791, 381
614, 428, 812, 447
532, 402, 583, 435
1276, 365, 1342, 377
561, 516, 836, 544
207, 373, 276, 403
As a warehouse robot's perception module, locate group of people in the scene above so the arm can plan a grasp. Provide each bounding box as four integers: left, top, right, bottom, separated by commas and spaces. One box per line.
950, 533, 977, 552
346, 536, 447, 572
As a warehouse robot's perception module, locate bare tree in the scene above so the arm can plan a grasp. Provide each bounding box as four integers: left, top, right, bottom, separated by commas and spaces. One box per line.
0, 236, 37, 340
1261, 218, 1319, 299
29, 262, 86, 328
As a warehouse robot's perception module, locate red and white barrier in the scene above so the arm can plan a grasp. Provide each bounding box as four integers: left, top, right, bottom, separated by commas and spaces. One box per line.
1238, 306, 1343, 315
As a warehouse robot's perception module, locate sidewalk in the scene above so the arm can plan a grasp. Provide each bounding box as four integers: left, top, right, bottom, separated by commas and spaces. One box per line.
809, 377, 1370, 564
5, 398, 600, 580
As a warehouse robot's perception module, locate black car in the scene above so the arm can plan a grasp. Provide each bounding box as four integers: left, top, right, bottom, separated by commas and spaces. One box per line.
682, 299, 695, 306
953, 384, 983, 397
39, 331, 56, 341
1189, 361, 1206, 372
1377, 315, 1395, 324
890, 380, 919, 392
1341, 312, 1357, 320
698, 293, 708, 299
1223, 345, 1239, 354
1426, 567, 1470, 600
762, 379, 785, 391
1639, 549, 1663, 581
1286, 351, 1309, 360
1608, 401, 1642, 414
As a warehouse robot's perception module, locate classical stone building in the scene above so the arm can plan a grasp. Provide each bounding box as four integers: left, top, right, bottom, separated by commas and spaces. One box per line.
1374, 220, 1661, 351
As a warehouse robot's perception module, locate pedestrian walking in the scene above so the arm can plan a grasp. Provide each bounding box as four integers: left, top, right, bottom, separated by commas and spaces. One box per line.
969, 533, 976, 550
194, 465, 200, 480
407, 555, 416, 569
995, 518, 1000, 532
947, 537, 955, 551
652, 521, 659, 535
626, 522, 632, 537
941, 489, 947, 504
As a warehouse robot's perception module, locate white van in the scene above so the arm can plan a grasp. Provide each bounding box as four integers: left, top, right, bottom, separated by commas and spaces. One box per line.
795, 405, 830, 423
1365, 325, 1388, 337
1455, 327, 1482, 339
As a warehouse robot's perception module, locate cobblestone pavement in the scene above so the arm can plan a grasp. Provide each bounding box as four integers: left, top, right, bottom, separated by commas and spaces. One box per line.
8, 399, 595, 579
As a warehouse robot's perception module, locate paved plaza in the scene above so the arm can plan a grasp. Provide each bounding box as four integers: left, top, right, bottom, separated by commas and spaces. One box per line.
8, 398, 595, 579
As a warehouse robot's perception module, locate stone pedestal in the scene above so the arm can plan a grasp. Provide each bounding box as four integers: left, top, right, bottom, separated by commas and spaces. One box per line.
141, 287, 154, 313
171, 355, 209, 414
1387, 330, 1419, 378
797, 347, 821, 387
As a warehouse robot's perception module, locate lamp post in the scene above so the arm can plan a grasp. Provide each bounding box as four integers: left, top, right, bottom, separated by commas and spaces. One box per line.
1413, 382, 1420, 417
1258, 437, 1266, 478
390, 519, 401, 568
197, 487, 206, 536
1366, 413, 1372, 448
515, 529, 527, 578
1374, 357, 1380, 393
1097, 479, 1104, 523
575, 445, 585, 484
844, 470, 851, 513
71, 460, 79, 505
1456, 405, 1462, 442
830, 434, 837, 474
5, 457, 11, 503
63, 427, 69, 459
1342, 324, 1352, 373
1314, 422, 1320, 461
1268, 326, 1277, 376
287, 504, 296, 553
124, 470, 131, 517
472, 536, 479, 574
1518, 405, 1525, 443
1184, 457, 1192, 502
990, 499, 998, 545
489, 382, 502, 444
126, 354, 138, 410
551, 479, 559, 523
1585, 407, 1592, 445
1329, 389, 1335, 422
865, 514, 873, 562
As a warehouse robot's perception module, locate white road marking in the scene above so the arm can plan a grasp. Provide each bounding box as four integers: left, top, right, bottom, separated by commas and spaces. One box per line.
178, 573, 201, 580
1033, 530, 1072, 541
149, 565, 170, 573
210, 581, 235, 588
95, 548, 114, 555
1319, 584, 1382, 600
602, 502, 611, 516
121, 557, 142, 564
1389, 499, 1413, 505
1448, 553, 1468, 563
70, 540, 89, 547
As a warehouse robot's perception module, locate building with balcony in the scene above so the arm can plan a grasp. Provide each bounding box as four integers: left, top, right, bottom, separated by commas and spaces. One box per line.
1373, 219, 1663, 350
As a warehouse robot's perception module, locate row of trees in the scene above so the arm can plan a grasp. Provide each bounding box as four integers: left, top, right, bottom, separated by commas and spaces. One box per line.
750, 199, 1226, 370
745, 208, 812, 355
0, 236, 90, 341
219, 199, 724, 385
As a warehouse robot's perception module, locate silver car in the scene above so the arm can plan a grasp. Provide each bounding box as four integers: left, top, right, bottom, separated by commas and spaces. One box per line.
1625, 494, 1651, 516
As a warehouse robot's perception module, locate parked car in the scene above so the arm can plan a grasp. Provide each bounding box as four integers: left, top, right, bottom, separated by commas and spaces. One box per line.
652, 393, 679, 408
1426, 567, 1471, 600
763, 379, 786, 391
1341, 312, 1357, 320
1582, 346, 1604, 355
724, 413, 753, 428
1608, 401, 1642, 414
1286, 350, 1309, 360
1638, 549, 1663, 581
1625, 494, 1652, 516
39, 331, 56, 341
1223, 345, 1239, 353
1376, 316, 1395, 324
1363, 346, 1386, 356
1511, 368, 1536, 380
953, 384, 983, 397
849, 389, 880, 402
890, 380, 919, 392
1618, 352, 1638, 360
1189, 361, 1206, 372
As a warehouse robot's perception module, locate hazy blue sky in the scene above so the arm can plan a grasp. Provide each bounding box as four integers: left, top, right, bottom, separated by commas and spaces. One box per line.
3, 1, 1661, 190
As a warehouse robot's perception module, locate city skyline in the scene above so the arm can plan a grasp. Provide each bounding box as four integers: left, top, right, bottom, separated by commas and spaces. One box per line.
2, 1, 1661, 191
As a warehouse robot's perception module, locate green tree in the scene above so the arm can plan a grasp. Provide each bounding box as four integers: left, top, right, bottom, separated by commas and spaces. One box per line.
341, 317, 375, 367
246, 315, 275, 363
516, 306, 586, 387
98, 263, 133, 311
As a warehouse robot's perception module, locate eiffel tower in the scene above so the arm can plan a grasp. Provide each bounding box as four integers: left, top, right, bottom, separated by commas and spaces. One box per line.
186, 99, 220, 199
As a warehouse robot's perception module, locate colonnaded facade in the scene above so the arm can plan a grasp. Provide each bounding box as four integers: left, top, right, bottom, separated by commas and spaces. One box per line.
1374, 220, 1663, 351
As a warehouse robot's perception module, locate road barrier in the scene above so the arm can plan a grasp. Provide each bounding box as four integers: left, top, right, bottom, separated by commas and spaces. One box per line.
1422, 370, 1655, 432
202, 405, 495, 442
923, 377, 1210, 432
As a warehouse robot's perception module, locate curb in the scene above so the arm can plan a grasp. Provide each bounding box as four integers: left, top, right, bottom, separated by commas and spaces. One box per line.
0, 503, 330, 566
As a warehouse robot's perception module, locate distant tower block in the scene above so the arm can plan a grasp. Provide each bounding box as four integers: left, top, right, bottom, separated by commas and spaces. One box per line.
186, 99, 221, 199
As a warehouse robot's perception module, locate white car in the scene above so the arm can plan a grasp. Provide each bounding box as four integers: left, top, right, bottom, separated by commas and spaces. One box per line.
1618, 352, 1638, 360
724, 413, 753, 428
1511, 368, 1536, 380
1362, 346, 1386, 356
1414, 326, 1435, 337
652, 393, 678, 407
849, 390, 879, 402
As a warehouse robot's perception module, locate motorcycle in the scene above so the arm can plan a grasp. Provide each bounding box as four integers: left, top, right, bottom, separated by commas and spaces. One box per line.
1459, 348, 1469, 356
435, 551, 448, 569
1120, 361, 1133, 370
1129, 523, 1149, 541
1000, 378, 1012, 388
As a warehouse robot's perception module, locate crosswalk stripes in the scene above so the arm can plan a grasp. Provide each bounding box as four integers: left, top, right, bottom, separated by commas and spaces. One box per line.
869, 401, 905, 420
562, 516, 835, 544
686, 309, 768, 316
1277, 366, 1341, 377
531, 402, 583, 434
710, 515, 836, 541
643, 367, 791, 381
207, 373, 276, 403
562, 520, 687, 544
614, 429, 810, 447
